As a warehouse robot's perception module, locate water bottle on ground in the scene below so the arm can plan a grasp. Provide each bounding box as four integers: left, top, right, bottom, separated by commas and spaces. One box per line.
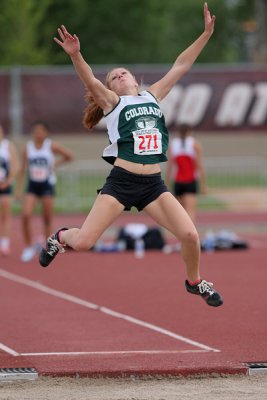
94, 240, 126, 253
203, 231, 215, 253
134, 238, 145, 259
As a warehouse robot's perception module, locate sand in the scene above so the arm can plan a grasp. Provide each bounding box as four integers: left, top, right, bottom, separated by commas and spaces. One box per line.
1, 374, 267, 400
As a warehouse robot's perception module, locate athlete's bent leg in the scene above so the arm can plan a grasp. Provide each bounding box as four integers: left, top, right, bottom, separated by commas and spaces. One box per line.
39, 194, 125, 267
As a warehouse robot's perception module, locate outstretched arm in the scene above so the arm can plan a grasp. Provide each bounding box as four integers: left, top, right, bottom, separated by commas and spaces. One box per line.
54, 26, 118, 113
149, 3, 215, 102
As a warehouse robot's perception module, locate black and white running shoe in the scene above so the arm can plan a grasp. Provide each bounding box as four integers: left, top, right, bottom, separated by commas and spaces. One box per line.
185, 279, 223, 307
39, 228, 68, 268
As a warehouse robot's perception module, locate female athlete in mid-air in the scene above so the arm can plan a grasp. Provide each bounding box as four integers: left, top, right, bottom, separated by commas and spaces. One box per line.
40, 3, 223, 307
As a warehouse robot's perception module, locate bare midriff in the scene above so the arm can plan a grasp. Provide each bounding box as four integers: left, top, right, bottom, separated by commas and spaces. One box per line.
114, 158, 161, 175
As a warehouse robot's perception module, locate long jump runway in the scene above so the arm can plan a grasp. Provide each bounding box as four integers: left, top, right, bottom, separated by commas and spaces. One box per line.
0, 212, 266, 377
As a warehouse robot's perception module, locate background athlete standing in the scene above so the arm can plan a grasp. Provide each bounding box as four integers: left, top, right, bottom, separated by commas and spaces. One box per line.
165, 123, 207, 223
16, 120, 74, 262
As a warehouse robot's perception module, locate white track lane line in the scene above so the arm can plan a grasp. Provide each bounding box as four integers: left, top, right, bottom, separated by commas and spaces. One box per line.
0, 269, 220, 353
0, 342, 19, 356
21, 350, 209, 356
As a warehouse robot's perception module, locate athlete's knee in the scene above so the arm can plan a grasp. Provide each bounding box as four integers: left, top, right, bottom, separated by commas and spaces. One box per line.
180, 228, 199, 246
22, 212, 31, 223
72, 232, 96, 251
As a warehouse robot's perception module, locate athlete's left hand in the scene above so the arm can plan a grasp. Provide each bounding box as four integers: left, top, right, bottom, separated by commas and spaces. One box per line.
54, 25, 80, 56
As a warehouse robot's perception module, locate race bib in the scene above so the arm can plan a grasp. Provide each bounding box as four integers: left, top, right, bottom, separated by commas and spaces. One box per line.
132, 128, 162, 155
29, 166, 49, 182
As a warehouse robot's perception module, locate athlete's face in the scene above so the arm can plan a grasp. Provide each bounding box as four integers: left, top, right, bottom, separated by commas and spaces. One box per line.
32, 124, 48, 143
107, 68, 138, 95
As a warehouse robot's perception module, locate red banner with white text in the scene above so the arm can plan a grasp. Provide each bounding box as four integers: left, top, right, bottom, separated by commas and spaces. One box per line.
1, 66, 267, 134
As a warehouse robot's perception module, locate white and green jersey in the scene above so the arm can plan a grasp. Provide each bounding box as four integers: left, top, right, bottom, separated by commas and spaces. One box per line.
103, 90, 169, 165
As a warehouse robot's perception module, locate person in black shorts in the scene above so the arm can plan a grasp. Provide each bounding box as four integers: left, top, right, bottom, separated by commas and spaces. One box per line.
16, 120, 74, 262
40, 3, 223, 307
0, 124, 19, 256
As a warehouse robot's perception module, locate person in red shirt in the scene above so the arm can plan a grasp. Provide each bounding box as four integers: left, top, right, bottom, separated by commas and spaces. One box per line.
166, 123, 207, 223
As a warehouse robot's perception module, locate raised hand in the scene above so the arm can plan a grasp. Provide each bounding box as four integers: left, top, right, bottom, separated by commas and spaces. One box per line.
204, 2, 215, 36
54, 25, 80, 55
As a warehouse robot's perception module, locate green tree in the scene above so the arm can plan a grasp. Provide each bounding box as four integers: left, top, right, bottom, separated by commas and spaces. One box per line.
154, 0, 235, 63
42, 0, 172, 64
39, 0, 252, 64
0, 0, 52, 65
0, 0, 262, 66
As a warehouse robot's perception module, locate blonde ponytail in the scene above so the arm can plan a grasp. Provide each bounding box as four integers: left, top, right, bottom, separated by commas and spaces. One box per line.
82, 93, 104, 129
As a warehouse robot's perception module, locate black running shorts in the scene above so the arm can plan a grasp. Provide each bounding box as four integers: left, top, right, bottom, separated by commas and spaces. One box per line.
99, 166, 169, 211
0, 185, 12, 195
27, 180, 55, 197
173, 180, 198, 196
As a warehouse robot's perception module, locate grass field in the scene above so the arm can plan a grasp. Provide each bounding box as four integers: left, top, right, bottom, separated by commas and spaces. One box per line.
11, 171, 267, 215
55, 171, 267, 212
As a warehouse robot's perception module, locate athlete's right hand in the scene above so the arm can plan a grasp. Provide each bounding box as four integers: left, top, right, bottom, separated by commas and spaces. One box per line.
54, 25, 80, 56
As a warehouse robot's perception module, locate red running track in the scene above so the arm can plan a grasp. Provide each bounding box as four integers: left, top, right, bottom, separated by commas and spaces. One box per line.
0, 212, 266, 377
